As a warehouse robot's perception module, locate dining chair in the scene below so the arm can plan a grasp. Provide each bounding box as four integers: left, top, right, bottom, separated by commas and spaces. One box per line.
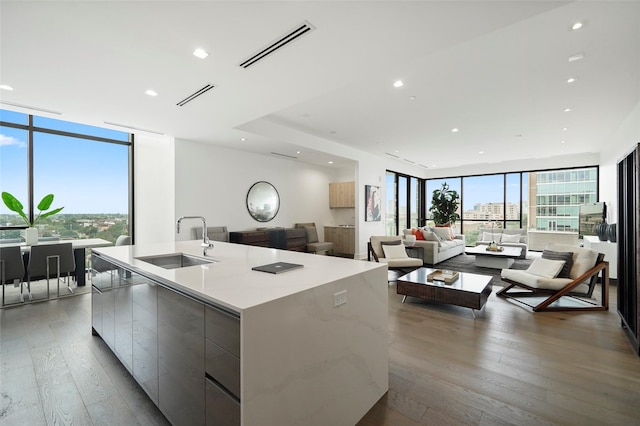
1, 246, 26, 305
28, 243, 76, 299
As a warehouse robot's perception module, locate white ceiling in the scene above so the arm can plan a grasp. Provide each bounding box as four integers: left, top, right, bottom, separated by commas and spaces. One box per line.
1, 1, 639, 171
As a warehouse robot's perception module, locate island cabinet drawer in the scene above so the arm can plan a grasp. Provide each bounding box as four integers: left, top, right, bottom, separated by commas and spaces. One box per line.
205, 305, 240, 357
205, 340, 240, 398
206, 377, 240, 426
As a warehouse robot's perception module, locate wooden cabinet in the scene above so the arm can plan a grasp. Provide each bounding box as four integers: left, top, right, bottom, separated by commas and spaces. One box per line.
325, 226, 355, 256
230, 228, 306, 251
329, 181, 355, 208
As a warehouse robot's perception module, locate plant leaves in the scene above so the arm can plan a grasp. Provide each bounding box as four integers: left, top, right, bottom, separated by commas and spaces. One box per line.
2, 191, 30, 225
37, 194, 54, 211
39, 207, 64, 220
2, 191, 23, 213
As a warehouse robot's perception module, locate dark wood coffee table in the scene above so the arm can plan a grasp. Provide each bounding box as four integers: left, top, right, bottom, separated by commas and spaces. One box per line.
397, 267, 492, 317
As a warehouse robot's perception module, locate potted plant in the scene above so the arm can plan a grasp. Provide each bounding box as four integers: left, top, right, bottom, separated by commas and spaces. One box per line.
429, 182, 460, 226
1, 191, 64, 245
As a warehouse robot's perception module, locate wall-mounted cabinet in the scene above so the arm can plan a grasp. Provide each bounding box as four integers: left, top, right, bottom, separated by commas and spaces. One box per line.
325, 226, 355, 257
329, 181, 355, 208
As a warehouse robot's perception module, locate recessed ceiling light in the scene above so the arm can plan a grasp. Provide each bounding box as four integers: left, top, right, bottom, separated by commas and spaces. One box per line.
193, 48, 208, 59
479, 151, 484, 155
393, 80, 404, 88
567, 77, 576, 83
241, 138, 246, 141
409, 96, 416, 100
0, 84, 14, 91
145, 90, 158, 96
328, 161, 334, 164
561, 140, 566, 144
568, 53, 585, 62
564, 108, 573, 112
296, 151, 301, 154
451, 128, 459, 133
571, 22, 583, 30
562, 127, 568, 131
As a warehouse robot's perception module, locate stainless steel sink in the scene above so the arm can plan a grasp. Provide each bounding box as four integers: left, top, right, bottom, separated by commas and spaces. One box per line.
136, 253, 216, 270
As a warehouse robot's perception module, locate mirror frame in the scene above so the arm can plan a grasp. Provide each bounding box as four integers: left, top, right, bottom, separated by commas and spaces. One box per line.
246, 181, 280, 222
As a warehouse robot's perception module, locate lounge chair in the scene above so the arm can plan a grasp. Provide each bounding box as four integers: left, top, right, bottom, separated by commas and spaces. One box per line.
497, 243, 609, 312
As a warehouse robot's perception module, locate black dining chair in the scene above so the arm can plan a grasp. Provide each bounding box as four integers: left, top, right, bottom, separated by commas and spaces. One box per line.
28, 243, 75, 299
1, 246, 26, 305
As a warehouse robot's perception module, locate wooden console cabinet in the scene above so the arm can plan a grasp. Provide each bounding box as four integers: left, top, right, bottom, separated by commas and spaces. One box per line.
325, 226, 355, 257
229, 228, 307, 252
329, 181, 355, 208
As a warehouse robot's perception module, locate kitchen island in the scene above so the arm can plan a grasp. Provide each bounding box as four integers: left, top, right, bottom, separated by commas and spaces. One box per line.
91, 240, 388, 426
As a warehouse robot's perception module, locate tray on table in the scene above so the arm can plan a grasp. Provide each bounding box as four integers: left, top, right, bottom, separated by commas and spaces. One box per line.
426, 269, 459, 284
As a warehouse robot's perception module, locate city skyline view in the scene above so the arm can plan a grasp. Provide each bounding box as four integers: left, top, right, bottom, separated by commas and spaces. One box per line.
0, 109, 130, 215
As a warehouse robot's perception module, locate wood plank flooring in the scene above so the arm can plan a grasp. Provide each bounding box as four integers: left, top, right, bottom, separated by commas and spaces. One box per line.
1, 281, 639, 425
358, 281, 640, 426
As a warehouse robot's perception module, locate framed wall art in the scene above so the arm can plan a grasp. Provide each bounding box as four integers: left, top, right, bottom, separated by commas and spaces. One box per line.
365, 185, 381, 222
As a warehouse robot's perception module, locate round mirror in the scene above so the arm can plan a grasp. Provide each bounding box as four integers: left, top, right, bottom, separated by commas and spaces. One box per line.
246, 181, 280, 222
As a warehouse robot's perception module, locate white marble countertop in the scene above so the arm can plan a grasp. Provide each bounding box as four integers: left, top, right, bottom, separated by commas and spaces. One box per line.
93, 240, 384, 313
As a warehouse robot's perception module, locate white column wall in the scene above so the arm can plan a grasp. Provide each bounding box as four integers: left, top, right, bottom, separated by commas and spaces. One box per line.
599, 101, 640, 222
134, 133, 175, 245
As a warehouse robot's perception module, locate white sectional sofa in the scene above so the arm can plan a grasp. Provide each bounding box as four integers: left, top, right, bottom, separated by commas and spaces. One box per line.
401, 227, 465, 265
477, 227, 528, 259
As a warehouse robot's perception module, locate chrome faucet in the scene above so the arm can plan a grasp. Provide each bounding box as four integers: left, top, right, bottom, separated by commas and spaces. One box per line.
176, 216, 214, 256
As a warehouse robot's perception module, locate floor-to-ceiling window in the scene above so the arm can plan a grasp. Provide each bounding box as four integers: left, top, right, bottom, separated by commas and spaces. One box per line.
386, 170, 425, 235
0, 109, 132, 243
425, 166, 598, 245
385, 171, 397, 235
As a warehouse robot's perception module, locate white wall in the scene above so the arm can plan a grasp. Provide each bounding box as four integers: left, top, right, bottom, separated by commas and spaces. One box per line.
134, 133, 175, 244
599, 101, 640, 222
173, 139, 340, 241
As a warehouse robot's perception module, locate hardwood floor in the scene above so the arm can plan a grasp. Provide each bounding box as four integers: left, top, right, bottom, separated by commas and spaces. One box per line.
358, 281, 640, 426
1, 281, 639, 426
0, 293, 169, 426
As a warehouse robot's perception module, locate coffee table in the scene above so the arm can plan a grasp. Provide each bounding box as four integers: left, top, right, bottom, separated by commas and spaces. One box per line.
397, 267, 492, 317
465, 245, 522, 269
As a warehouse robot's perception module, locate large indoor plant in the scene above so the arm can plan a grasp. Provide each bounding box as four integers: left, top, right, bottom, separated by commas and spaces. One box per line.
429, 182, 460, 226
1, 191, 64, 244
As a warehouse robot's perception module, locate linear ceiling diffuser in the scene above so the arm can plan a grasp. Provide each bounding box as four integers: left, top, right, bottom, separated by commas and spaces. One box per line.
176, 84, 215, 107
239, 21, 315, 69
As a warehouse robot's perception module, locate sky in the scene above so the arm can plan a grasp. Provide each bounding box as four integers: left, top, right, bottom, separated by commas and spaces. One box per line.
0, 109, 129, 214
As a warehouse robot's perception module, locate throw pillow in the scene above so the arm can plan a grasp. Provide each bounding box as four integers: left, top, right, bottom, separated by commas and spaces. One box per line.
435, 225, 455, 240
526, 257, 566, 279
542, 250, 574, 278
482, 232, 501, 242
382, 244, 409, 260
304, 226, 319, 243
421, 229, 442, 247
432, 227, 454, 241
412, 228, 425, 240
501, 233, 521, 243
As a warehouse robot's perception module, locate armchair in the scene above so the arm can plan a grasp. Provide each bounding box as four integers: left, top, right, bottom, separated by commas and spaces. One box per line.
294, 223, 333, 255
498, 243, 609, 312
368, 236, 422, 278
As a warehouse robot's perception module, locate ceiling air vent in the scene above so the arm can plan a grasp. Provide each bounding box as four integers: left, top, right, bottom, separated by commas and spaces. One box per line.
176, 83, 215, 107
239, 21, 315, 69
385, 152, 400, 159
270, 152, 298, 160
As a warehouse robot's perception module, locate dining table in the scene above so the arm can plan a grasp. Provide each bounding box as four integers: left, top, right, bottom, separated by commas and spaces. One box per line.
0, 237, 113, 286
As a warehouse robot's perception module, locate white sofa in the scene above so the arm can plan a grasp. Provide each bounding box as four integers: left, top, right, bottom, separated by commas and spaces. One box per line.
477, 227, 528, 259
401, 227, 465, 265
